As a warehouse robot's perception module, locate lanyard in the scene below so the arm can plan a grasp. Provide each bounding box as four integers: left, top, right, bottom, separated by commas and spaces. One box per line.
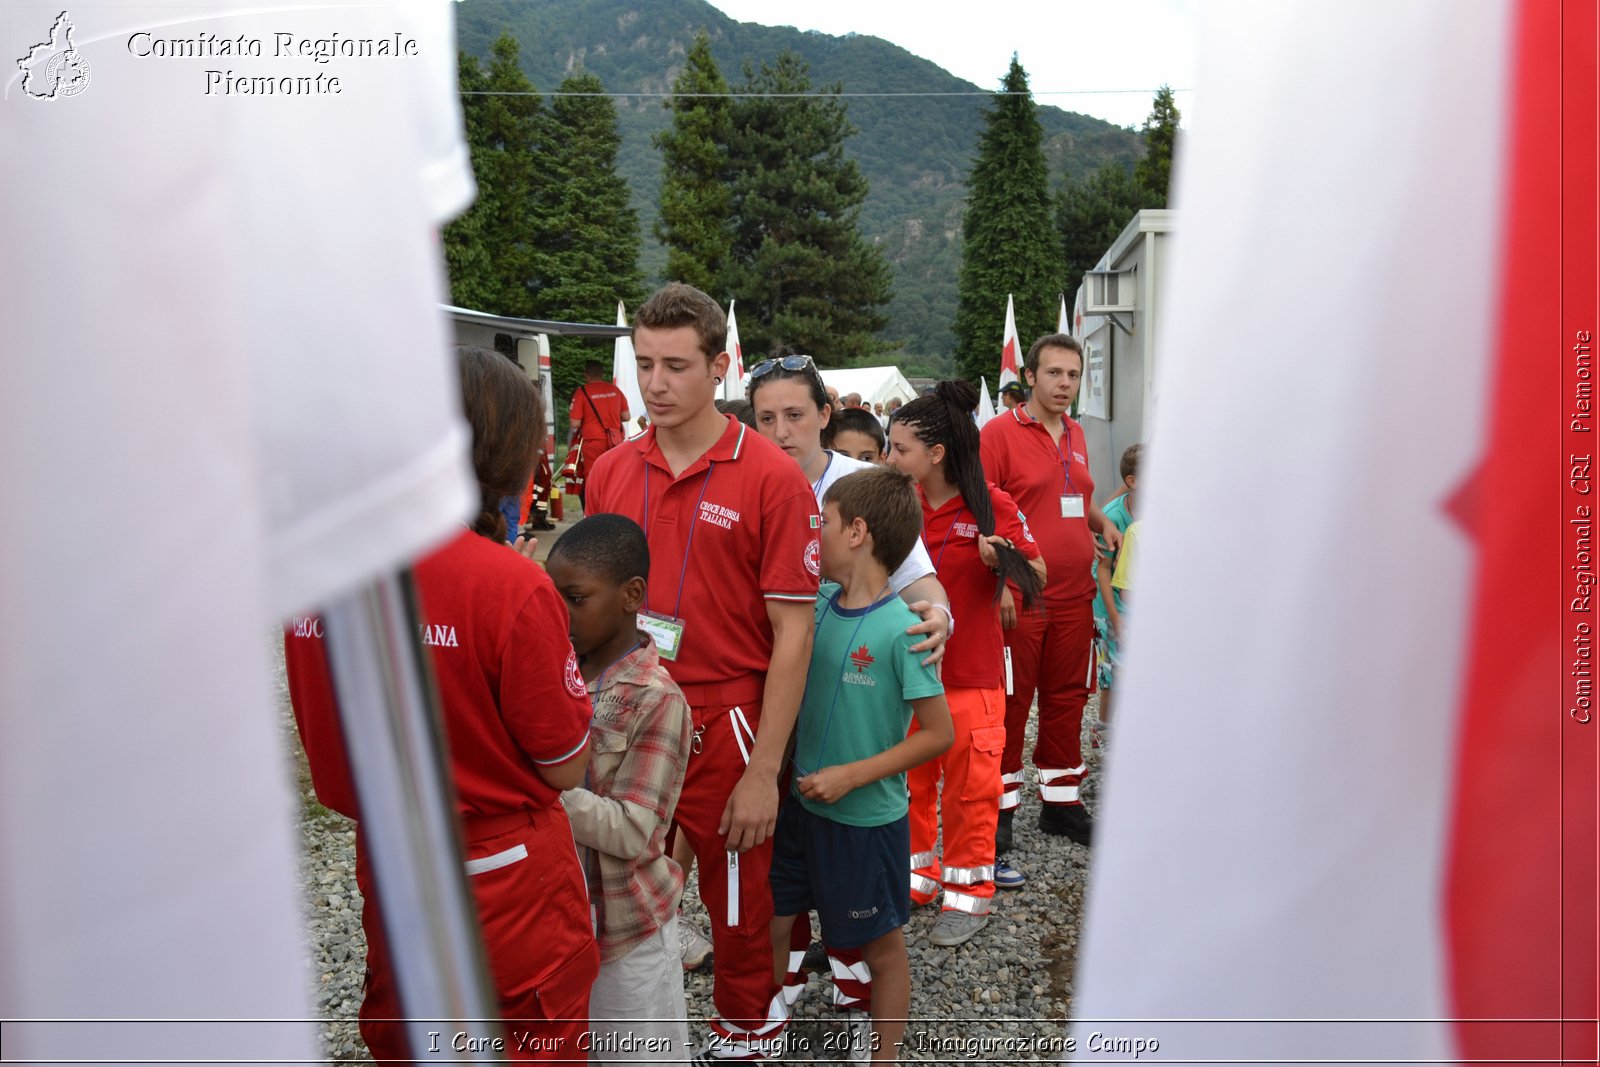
810, 451, 835, 501
932, 505, 966, 571
795, 584, 892, 779
1052, 420, 1077, 495
643, 460, 717, 619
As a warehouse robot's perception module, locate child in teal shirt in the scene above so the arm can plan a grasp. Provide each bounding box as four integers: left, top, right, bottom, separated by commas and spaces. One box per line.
769, 467, 952, 1062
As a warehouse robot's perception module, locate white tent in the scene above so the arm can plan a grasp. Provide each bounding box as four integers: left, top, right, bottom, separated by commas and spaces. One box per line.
817, 366, 917, 409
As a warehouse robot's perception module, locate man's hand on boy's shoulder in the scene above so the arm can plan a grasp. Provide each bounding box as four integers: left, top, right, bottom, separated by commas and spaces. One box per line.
796, 764, 860, 806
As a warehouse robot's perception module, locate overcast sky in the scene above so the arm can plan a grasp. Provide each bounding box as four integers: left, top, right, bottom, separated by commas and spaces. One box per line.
702, 0, 1199, 130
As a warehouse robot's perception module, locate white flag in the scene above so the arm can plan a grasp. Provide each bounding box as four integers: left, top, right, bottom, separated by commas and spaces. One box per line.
998, 293, 1021, 392
0, 4, 475, 1061
724, 299, 747, 400
612, 300, 645, 433
976, 375, 996, 426
1071, 1, 1595, 1063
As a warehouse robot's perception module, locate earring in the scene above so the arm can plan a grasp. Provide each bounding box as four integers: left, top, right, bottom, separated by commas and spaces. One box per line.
714, 376, 723, 384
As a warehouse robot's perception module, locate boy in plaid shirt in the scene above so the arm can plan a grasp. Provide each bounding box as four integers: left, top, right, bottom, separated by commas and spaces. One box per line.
550, 515, 694, 1063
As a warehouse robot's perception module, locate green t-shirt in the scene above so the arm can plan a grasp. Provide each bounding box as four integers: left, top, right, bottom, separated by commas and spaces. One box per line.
793, 583, 945, 827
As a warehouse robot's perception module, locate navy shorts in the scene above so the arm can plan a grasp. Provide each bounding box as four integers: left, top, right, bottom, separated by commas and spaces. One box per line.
769, 797, 910, 950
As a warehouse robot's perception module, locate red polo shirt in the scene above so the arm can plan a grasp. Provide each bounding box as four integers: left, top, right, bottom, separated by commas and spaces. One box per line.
284, 529, 593, 820
919, 482, 1041, 689
586, 414, 821, 696
569, 382, 629, 454
980, 406, 1098, 604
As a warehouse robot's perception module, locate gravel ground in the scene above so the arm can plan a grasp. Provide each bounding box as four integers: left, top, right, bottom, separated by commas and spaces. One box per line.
278, 644, 1105, 1064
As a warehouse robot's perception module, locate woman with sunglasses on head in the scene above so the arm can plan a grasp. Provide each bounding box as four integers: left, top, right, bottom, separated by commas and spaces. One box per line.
886, 380, 1046, 939
746, 351, 953, 663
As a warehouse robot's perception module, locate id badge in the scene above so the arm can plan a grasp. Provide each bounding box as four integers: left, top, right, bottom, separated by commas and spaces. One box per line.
1061, 494, 1085, 519
638, 609, 686, 661
1003, 646, 1014, 696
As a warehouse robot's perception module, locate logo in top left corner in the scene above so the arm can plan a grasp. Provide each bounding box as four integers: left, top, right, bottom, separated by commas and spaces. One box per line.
17, 11, 92, 101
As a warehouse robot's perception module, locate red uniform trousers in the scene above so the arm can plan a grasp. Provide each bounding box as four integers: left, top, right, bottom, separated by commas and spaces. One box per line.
355, 806, 598, 1063
908, 685, 1005, 913
671, 693, 791, 1059
1000, 596, 1097, 811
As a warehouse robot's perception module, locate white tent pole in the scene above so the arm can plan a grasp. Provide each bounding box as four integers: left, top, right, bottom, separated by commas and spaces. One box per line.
322, 570, 501, 1063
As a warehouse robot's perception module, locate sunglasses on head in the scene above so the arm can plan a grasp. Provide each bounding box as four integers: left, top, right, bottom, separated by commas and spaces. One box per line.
748, 354, 816, 379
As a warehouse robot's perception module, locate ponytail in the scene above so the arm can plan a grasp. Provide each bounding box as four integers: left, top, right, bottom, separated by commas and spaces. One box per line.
895, 381, 1044, 608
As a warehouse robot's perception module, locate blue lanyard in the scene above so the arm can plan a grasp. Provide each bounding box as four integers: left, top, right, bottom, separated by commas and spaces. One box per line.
810, 452, 835, 500
643, 461, 717, 619
932, 505, 966, 571
795, 585, 892, 779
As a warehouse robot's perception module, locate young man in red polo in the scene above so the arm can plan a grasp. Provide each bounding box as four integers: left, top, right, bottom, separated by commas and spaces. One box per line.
585, 283, 818, 1061
567, 359, 631, 509
979, 334, 1122, 868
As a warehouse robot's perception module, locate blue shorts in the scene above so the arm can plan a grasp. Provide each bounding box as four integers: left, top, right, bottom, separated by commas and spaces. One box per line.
1095, 611, 1123, 691
769, 798, 910, 950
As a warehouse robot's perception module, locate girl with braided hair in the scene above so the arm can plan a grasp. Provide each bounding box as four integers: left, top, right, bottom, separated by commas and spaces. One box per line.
886, 380, 1046, 944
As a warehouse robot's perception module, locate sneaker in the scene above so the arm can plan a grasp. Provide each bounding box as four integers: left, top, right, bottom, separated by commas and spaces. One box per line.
995, 808, 1015, 854
679, 919, 713, 972
993, 859, 1026, 890
928, 908, 989, 947
838, 1009, 874, 1064
1038, 802, 1094, 845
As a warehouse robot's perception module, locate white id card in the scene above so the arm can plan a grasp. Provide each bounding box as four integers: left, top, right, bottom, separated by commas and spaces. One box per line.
638, 610, 685, 661
1061, 494, 1085, 518
1003, 646, 1014, 696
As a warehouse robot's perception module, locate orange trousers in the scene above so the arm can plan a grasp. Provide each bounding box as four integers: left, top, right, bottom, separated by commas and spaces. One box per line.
907, 685, 1006, 914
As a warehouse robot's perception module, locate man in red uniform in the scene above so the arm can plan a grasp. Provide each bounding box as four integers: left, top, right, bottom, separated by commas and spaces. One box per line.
567, 359, 631, 509
979, 334, 1123, 856
586, 282, 819, 1061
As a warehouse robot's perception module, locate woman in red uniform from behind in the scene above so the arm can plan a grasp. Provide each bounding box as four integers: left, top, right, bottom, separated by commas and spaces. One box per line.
285, 345, 599, 1062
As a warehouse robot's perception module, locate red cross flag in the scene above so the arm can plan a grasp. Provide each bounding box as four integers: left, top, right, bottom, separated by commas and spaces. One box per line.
998, 293, 1022, 392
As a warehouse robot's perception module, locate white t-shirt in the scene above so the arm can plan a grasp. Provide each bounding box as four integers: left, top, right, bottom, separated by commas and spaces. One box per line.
809, 452, 935, 594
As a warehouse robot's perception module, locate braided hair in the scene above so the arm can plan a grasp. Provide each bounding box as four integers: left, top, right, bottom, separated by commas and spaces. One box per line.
893, 380, 1044, 608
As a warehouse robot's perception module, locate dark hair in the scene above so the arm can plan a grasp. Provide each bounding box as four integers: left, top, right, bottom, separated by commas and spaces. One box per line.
745, 346, 832, 424
455, 345, 543, 543
822, 468, 921, 572
892, 380, 1043, 608
830, 406, 885, 456
583, 359, 606, 378
634, 282, 726, 360
715, 398, 759, 428
548, 513, 650, 586
1120, 442, 1143, 482
1024, 333, 1084, 377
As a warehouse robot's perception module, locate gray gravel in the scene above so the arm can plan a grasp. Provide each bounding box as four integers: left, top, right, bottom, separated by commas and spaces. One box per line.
278, 644, 1104, 1063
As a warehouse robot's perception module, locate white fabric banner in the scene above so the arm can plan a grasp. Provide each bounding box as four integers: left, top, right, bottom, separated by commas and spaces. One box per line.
0, 2, 475, 1061
1069, 1, 1509, 1062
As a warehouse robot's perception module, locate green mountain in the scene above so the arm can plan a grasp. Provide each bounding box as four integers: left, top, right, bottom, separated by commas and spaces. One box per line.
454, 0, 1144, 367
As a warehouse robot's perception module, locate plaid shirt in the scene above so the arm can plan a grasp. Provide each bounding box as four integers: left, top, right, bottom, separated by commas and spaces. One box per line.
561, 633, 692, 962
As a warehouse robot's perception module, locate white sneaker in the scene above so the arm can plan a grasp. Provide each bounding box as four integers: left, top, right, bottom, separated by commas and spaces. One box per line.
679, 918, 713, 972
839, 1009, 874, 1064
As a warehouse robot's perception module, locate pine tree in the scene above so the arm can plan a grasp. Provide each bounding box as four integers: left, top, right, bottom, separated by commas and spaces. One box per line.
723, 50, 893, 363
1134, 84, 1181, 208
654, 31, 733, 295
442, 32, 548, 317
1056, 162, 1144, 312
541, 70, 644, 398
952, 58, 1065, 384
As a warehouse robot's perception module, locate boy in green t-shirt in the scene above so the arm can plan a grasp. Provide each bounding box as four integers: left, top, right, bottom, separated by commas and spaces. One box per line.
769, 467, 953, 1063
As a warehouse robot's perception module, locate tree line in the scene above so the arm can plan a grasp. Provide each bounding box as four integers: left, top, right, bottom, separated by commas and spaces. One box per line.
445, 29, 1179, 394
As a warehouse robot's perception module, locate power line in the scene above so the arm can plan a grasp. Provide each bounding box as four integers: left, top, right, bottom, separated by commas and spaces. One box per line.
460, 88, 1191, 99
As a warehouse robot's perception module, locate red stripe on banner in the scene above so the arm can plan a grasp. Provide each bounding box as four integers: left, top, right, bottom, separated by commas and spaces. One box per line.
1447, 1, 1599, 1063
